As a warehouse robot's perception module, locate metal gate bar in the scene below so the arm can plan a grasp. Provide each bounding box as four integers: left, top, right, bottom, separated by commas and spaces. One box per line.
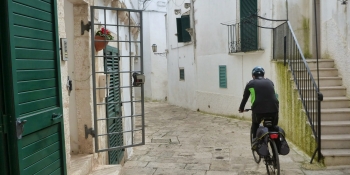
90, 6, 144, 153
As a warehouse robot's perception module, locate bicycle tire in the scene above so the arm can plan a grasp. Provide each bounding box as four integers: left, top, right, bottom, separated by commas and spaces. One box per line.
265, 139, 280, 175
250, 128, 261, 163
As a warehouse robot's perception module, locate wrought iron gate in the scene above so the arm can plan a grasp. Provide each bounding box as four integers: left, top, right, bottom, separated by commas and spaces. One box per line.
90, 6, 145, 159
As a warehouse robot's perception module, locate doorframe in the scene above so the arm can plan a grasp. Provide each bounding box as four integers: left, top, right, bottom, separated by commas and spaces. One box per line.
0, 18, 9, 174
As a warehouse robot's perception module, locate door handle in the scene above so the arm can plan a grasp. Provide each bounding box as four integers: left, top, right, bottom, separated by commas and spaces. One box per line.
52, 113, 63, 121
16, 119, 27, 139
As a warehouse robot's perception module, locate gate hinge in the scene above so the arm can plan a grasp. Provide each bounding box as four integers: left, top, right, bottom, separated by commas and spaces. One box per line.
81, 20, 91, 35
85, 125, 95, 139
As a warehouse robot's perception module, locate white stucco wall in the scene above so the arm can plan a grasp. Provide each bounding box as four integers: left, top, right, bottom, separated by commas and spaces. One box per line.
287, 0, 314, 58
167, 0, 197, 110
142, 0, 168, 101
64, 0, 79, 154
320, 1, 350, 96
58, 0, 71, 170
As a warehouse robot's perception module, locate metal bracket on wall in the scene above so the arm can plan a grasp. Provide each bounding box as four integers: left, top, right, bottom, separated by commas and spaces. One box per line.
81, 20, 91, 35
84, 125, 95, 139
16, 119, 27, 139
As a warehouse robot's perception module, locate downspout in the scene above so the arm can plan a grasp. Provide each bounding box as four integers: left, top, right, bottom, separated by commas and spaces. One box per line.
191, 0, 197, 109
286, 0, 288, 20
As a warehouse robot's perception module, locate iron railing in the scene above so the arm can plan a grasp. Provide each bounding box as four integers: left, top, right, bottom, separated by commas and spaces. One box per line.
225, 22, 241, 53
221, 14, 259, 53
273, 21, 323, 163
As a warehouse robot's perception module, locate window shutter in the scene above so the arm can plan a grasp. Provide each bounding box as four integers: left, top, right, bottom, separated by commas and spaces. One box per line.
181, 15, 191, 42
179, 68, 185, 80
240, 0, 258, 52
219, 65, 227, 88
176, 18, 184, 42
176, 15, 191, 42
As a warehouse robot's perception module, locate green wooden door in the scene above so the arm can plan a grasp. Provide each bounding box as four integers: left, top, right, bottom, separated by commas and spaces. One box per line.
104, 46, 124, 164
1, 0, 67, 174
240, 0, 258, 52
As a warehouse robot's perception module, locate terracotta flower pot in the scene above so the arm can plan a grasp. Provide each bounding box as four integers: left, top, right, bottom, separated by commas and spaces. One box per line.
95, 35, 109, 52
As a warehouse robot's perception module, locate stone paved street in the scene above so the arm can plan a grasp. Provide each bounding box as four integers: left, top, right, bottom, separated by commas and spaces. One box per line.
120, 102, 350, 175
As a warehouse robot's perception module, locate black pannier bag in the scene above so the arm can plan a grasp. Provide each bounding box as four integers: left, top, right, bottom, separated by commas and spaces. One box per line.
275, 126, 290, 155
252, 126, 269, 156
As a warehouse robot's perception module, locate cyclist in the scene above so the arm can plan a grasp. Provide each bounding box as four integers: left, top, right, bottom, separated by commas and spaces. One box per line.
238, 66, 279, 140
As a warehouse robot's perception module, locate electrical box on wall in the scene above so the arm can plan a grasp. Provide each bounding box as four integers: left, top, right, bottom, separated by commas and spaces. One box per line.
132, 73, 145, 86
60, 38, 68, 61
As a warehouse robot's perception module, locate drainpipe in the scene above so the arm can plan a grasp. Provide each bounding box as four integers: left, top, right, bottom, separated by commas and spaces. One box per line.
286, 0, 288, 20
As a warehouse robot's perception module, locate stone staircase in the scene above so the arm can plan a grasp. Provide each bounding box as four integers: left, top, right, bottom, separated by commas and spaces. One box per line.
296, 59, 350, 166
70, 154, 121, 175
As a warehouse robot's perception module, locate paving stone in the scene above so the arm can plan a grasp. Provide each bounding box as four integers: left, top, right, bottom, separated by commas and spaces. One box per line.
120, 102, 350, 175
153, 168, 206, 175
146, 162, 186, 169
184, 163, 210, 170
120, 167, 156, 175
206, 171, 238, 175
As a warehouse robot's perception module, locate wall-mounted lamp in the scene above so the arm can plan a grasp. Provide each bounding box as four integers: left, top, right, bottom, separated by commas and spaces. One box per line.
184, 3, 191, 9
152, 44, 167, 57
174, 9, 181, 15
339, 0, 348, 4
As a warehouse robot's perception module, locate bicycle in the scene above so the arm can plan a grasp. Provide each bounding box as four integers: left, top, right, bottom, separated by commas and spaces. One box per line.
244, 109, 280, 175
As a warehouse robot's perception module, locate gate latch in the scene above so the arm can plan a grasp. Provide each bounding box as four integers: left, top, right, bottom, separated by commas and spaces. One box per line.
85, 125, 95, 139
16, 119, 27, 139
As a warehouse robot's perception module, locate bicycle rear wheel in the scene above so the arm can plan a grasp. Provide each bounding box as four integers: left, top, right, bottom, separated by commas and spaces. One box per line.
265, 139, 280, 175
250, 128, 261, 163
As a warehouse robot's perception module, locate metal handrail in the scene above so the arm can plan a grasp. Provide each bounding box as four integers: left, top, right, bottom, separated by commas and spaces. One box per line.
273, 21, 323, 163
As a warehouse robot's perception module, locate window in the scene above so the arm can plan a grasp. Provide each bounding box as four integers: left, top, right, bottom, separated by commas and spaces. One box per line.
240, 0, 258, 52
179, 68, 185, 80
176, 15, 191, 42
219, 65, 227, 88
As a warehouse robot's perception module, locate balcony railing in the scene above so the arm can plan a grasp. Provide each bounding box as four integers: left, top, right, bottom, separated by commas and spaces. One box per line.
222, 15, 259, 53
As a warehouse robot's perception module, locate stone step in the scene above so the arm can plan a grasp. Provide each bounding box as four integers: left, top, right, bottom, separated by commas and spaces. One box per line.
322, 134, 350, 149
301, 97, 350, 109
297, 86, 346, 97
306, 108, 350, 121
293, 77, 343, 87
322, 149, 350, 166
292, 68, 338, 77
70, 154, 93, 175
290, 59, 334, 68
320, 121, 350, 135
89, 165, 121, 175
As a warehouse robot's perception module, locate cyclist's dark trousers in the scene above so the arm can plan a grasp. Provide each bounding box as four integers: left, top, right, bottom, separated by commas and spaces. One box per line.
251, 112, 279, 138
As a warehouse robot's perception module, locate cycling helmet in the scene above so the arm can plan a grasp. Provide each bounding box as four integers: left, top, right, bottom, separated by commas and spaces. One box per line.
252, 66, 265, 77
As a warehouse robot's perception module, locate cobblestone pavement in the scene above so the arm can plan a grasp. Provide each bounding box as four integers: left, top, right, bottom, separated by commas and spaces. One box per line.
120, 102, 350, 175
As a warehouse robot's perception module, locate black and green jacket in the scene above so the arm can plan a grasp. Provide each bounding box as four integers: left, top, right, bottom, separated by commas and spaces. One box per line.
239, 77, 279, 113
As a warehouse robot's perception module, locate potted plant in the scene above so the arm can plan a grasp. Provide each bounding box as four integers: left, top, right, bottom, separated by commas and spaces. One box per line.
95, 27, 114, 52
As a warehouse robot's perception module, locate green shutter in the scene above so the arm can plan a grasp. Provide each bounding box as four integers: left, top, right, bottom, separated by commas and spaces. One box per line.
104, 46, 124, 164
181, 15, 191, 42
176, 18, 184, 42
1, 0, 67, 174
176, 15, 191, 42
179, 68, 185, 80
240, 0, 258, 52
219, 65, 227, 88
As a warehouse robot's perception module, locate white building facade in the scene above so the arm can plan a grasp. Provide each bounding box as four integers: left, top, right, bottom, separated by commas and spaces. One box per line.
166, 0, 287, 119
